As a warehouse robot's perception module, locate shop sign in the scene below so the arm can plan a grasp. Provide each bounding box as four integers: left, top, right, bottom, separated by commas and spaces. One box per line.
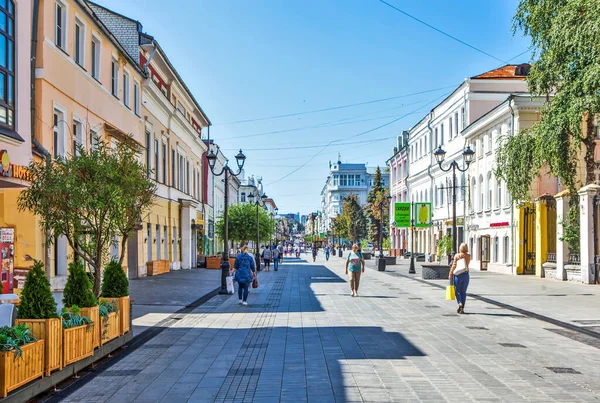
0, 228, 14, 243
490, 221, 510, 228
414, 202, 432, 228
394, 202, 411, 228
0, 150, 31, 181
444, 217, 465, 226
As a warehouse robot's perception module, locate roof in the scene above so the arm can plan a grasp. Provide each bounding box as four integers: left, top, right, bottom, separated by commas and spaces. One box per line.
471, 64, 530, 80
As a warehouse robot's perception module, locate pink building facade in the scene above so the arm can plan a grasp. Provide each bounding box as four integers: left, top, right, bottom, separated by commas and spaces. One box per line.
388, 132, 409, 256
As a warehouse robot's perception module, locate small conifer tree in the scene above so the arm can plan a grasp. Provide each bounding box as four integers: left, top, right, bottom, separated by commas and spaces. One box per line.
63, 260, 98, 308
18, 260, 58, 319
101, 260, 129, 298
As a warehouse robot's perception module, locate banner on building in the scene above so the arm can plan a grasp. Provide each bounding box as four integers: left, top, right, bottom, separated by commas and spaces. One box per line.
394, 202, 411, 228
414, 202, 432, 228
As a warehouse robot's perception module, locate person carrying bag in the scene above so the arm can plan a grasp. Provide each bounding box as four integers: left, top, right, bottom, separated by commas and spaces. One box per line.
448, 243, 471, 314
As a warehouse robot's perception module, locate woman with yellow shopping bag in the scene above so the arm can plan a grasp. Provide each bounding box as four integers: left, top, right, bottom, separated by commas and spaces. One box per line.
448, 243, 470, 314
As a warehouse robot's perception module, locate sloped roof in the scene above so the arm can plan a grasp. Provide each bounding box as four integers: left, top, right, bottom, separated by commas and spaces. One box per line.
471, 64, 530, 80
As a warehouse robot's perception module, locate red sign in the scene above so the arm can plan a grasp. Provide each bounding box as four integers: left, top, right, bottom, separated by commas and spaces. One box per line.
490, 222, 509, 228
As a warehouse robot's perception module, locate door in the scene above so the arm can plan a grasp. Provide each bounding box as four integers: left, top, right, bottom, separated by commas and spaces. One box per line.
522, 205, 536, 274
127, 232, 138, 279
0, 228, 14, 294
479, 235, 490, 271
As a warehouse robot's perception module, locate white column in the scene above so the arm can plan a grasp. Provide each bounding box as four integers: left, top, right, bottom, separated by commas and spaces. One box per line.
555, 191, 569, 281
179, 199, 197, 270
578, 184, 600, 284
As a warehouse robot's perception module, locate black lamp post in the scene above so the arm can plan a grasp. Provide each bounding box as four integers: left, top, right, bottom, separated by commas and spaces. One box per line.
248, 191, 267, 270
206, 148, 246, 294
433, 145, 475, 257
274, 207, 279, 247
409, 212, 416, 274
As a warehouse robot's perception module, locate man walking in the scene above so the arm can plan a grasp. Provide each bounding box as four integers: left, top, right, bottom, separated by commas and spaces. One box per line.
272, 245, 280, 271
325, 244, 330, 261
263, 246, 272, 271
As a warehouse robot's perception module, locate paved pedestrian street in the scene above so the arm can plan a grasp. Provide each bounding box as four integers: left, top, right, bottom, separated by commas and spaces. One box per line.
56, 256, 600, 403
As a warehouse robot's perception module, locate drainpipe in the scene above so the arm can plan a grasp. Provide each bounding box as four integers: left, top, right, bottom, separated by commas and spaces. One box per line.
508, 95, 516, 271
31, 0, 53, 275
142, 41, 158, 76
426, 111, 434, 257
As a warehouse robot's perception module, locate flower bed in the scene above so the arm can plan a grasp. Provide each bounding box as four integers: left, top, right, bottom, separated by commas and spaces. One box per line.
15, 318, 62, 376
0, 339, 45, 398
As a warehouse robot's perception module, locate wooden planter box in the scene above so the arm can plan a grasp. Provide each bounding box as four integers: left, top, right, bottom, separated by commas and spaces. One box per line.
147, 260, 170, 276
0, 340, 45, 398
101, 296, 131, 335
206, 256, 221, 269
63, 323, 94, 366
15, 318, 62, 376
79, 306, 100, 349
100, 312, 120, 345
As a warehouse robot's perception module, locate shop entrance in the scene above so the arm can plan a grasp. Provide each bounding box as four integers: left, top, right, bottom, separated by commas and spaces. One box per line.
479, 235, 490, 271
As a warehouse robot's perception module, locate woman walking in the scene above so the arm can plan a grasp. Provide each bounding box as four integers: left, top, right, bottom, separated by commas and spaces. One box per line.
233, 246, 256, 306
449, 243, 470, 314
345, 244, 365, 297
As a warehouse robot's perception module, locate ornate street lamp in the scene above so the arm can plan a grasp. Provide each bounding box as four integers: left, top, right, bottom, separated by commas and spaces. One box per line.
433, 145, 475, 257
207, 148, 246, 294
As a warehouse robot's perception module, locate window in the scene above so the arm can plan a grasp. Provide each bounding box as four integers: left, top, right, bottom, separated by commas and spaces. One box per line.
0, 0, 15, 129
72, 120, 83, 155
155, 224, 160, 259
333, 175, 338, 186
503, 236, 509, 263
356, 174, 361, 185
186, 161, 190, 194
171, 148, 175, 186
177, 101, 186, 117
461, 107, 466, 128
163, 226, 168, 259
487, 173, 492, 210
123, 70, 130, 108
111, 59, 118, 97
55, 1, 66, 50
493, 237, 499, 263
348, 175, 355, 187
91, 36, 100, 80
89, 129, 98, 151
440, 124, 445, 145
449, 117, 453, 138
479, 137, 484, 157
154, 139, 159, 181
74, 19, 85, 66
162, 143, 166, 184
173, 226, 178, 260
133, 81, 140, 115
488, 131, 493, 152
53, 109, 65, 157
454, 112, 459, 135
241, 193, 246, 203
478, 175, 484, 211
340, 175, 347, 186
145, 131, 151, 176
496, 180, 502, 208
434, 128, 438, 147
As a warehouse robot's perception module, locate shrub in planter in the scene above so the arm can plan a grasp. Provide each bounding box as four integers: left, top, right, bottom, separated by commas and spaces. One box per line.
99, 300, 119, 344
61, 306, 94, 365
100, 261, 131, 335
63, 261, 100, 347
15, 260, 62, 376
0, 324, 44, 398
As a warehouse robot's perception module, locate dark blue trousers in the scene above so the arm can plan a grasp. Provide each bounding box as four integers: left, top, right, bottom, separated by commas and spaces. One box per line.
238, 282, 249, 301
453, 272, 470, 307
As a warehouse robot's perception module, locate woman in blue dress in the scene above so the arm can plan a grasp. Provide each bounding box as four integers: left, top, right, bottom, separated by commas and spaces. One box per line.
232, 246, 257, 306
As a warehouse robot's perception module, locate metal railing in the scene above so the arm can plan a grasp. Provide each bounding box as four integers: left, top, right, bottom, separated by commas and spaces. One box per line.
568, 253, 580, 264
546, 252, 556, 263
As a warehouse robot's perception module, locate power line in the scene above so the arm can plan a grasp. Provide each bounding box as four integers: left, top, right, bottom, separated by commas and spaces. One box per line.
379, 0, 506, 64
215, 85, 456, 125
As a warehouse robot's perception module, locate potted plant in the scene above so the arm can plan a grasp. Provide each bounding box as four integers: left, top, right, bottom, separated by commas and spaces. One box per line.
63, 261, 99, 348
15, 260, 62, 376
100, 261, 131, 335
98, 300, 120, 344
437, 234, 453, 265
0, 324, 45, 398
61, 306, 94, 365
359, 240, 372, 259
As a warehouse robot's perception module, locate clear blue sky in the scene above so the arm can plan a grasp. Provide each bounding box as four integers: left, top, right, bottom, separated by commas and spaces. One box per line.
99, 0, 531, 216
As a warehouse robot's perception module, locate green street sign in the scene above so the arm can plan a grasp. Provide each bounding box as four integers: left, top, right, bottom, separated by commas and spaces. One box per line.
394, 202, 411, 228
319, 232, 325, 239
414, 202, 432, 228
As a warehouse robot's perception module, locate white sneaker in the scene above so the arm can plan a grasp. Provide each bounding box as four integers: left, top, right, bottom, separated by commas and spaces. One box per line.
242, 301, 248, 306
239, 300, 243, 304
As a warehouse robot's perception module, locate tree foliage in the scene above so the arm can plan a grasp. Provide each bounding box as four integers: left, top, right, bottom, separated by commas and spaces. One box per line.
63, 260, 98, 308
496, 0, 600, 204
18, 261, 58, 319
339, 194, 367, 243
215, 202, 275, 245
17, 136, 156, 296
365, 167, 390, 245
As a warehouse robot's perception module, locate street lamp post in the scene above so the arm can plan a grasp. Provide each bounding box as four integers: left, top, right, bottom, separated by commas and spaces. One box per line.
378, 195, 393, 258
433, 145, 475, 257
206, 148, 246, 295
409, 214, 416, 274
248, 191, 267, 271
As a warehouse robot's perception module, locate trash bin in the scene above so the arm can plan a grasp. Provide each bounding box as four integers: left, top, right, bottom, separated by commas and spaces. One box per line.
377, 257, 386, 272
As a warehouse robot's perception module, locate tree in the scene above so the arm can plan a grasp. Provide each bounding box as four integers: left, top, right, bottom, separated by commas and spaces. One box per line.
340, 194, 367, 243
18, 260, 58, 319
63, 260, 98, 308
215, 203, 274, 245
18, 136, 156, 296
365, 167, 390, 247
101, 260, 129, 298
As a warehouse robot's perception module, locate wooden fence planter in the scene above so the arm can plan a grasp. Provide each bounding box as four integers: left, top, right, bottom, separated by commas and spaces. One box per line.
63, 324, 94, 366
146, 260, 170, 275
206, 256, 221, 269
100, 312, 120, 345
15, 318, 62, 376
100, 296, 130, 335
80, 306, 100, 349
0, 340, 45, 398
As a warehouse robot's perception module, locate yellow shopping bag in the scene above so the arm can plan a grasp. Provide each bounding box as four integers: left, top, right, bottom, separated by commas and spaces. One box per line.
446, 285, 455, 301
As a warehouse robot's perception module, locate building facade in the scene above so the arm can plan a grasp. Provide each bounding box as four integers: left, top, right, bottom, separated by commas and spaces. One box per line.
387, 132, 409, 256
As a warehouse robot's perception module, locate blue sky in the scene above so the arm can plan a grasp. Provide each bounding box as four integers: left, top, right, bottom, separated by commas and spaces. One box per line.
99, 0, 531, 216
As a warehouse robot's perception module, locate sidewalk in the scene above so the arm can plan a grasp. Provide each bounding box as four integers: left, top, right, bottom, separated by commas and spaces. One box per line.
359, 255, 600, 336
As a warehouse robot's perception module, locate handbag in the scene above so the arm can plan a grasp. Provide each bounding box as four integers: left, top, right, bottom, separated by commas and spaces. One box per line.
446, 279, 456, 300
453, 257, 468, 276
252, 275, 259, 289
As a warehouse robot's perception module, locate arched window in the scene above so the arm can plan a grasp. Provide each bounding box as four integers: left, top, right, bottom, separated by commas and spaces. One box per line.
478, 175, 484, 211
0, 0, 15, 129
487, 173, 492, 210
496, 179, 502, 208
470, 178, 476, 212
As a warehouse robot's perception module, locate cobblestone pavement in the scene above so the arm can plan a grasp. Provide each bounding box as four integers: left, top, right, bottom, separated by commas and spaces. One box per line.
56, 255, 600, 402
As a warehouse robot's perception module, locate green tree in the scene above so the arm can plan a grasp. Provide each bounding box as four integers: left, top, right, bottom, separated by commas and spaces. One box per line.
18, 136, 156, 296
340, 194, 367, 243
63, 260, 98, 308
101, 260, 129, 298
365, 167, 390, 246
215, 203, 274, 245
18, 260, 58, 319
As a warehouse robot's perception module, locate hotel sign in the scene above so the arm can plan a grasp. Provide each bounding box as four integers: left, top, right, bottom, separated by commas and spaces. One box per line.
0, 150, 31, 181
